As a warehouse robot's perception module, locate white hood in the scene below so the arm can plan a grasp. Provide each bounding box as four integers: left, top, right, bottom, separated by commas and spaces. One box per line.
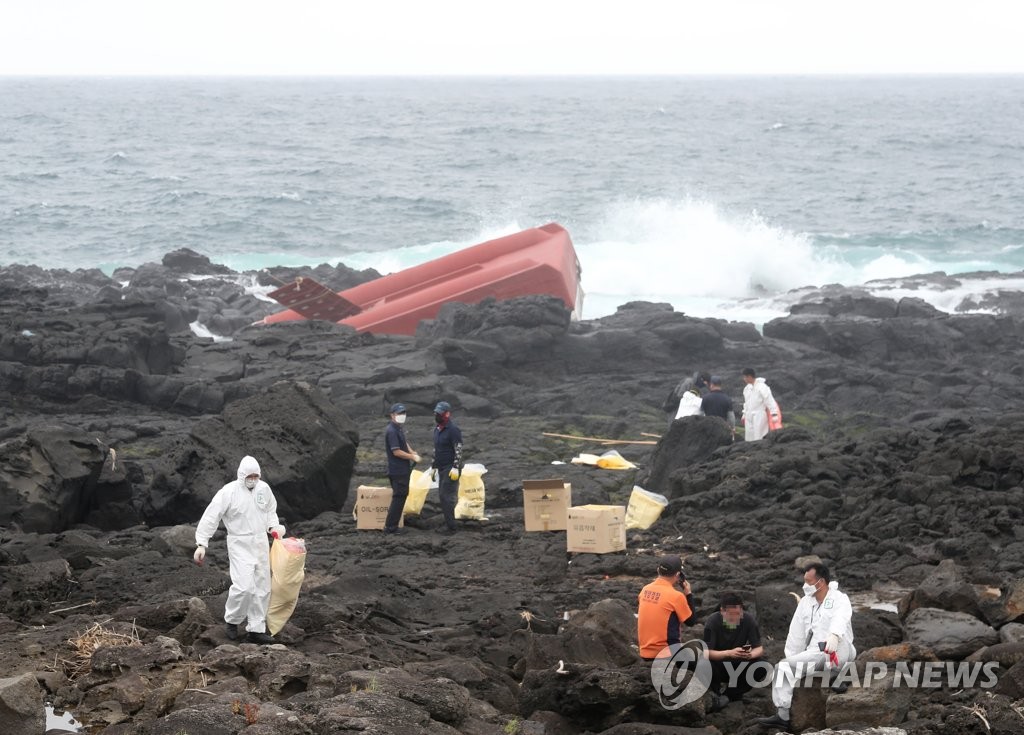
237, 455, 261, 483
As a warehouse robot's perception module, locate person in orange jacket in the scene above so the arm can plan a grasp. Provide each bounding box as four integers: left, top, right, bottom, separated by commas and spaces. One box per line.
637, 555, 696, 659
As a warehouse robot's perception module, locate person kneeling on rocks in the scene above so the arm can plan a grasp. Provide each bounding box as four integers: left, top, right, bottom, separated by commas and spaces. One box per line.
703, 592, 764, 712
194, 455, 284, 645
637, 555, 696, 660
758, 562, 855, 731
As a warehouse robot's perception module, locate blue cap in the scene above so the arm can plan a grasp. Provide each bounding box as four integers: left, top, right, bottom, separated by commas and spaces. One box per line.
709, 375, 722, 385
389, 403, 406, 414
434, 401, 451, 413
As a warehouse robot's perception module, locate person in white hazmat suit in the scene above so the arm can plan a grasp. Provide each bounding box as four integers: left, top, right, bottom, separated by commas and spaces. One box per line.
194, 455, 285, 644
741, 367, 780, 441
758, 562, 856, 731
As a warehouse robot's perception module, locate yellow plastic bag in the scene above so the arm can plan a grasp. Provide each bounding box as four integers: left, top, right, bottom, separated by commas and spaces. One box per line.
625, 486, 669, 529
267, 536, 306, 636
455, 463, 487, 520
596, 450, 637, 470
404, 469, 432, 516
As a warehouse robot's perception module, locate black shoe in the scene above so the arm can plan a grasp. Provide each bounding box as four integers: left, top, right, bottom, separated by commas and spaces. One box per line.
225, 623, 239, 640
383, 527, 407, 535
247, 631, 275, 645
709, 694, 730, 713
756, 713, 791, 731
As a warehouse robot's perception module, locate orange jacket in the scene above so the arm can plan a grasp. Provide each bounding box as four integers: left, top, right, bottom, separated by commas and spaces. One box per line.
637, 576, 693, 658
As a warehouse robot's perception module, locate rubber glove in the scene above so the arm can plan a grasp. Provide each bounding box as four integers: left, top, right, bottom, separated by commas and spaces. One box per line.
449, 467, 461, 481
270, 525, 286, 539
193, 546, 206, 565
824, 633, 840, 654
430, 468, 438, 481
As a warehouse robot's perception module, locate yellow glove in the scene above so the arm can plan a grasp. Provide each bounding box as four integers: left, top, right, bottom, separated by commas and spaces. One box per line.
449, 467, 461, 481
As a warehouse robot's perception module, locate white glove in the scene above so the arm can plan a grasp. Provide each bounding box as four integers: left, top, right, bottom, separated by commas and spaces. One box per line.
412, 453, 421, 464
824, 633, 840, 654
193, 546, 206, 565
270, 525, 286, 539
449, 467, 461, 481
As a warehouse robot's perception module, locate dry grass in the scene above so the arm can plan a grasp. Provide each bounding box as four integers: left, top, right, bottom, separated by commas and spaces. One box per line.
61, 621, 142, 681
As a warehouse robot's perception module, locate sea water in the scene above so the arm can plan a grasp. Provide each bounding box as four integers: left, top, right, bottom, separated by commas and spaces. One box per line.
2, 75, 1023, 321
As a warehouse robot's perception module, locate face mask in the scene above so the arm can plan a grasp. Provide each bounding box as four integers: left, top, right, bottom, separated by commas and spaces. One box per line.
394, 414, 407, 424
244, 477, 257, 490
803, 582, 818, 596
434, 413, 445, 425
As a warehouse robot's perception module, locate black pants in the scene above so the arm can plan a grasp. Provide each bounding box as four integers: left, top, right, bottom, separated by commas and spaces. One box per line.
385, 472, 410, 530
711, 658, 760, 699
437, 466, 459, 530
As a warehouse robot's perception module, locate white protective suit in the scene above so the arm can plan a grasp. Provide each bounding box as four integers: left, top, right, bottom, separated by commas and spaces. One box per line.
742, 377, 779, 441
195, 456, 281, 634
771, 580, 856, 711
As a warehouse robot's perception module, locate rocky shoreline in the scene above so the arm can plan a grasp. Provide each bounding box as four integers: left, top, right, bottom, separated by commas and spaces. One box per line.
2, 250, 1023, 734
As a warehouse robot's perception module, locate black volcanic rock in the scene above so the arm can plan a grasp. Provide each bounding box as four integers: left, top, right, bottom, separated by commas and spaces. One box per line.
0, 426, 109, 532
5, 255, 1024, 734
162, 247, 233, 275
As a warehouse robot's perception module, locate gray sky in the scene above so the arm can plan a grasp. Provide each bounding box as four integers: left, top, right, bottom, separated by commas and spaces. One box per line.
3, 0, 1022, 76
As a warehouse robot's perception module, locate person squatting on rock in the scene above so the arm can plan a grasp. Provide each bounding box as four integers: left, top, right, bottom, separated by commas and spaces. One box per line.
637, 555, 696, 660
194, 455, 285, 645
700, 375, 736, 433
758, 562, 856, 731
662, 371, 711, 426
431, 400, 463, 535
703, 592, 764, 712
383, 402, 420, 535
741, 367, 780, 441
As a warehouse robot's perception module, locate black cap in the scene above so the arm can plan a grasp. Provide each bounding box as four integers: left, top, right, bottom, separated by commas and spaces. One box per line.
389, 403, 406, 414
657, 555, 683, 575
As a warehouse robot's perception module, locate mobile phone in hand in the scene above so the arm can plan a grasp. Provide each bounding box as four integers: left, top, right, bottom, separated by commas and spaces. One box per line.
817, 642, 826, 651
742, 644, 752, 651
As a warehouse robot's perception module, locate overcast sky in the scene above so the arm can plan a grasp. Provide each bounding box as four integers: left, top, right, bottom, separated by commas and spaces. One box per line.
2, 0, 1022, 76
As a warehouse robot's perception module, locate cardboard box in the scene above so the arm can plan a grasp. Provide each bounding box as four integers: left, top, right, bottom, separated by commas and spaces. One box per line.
354, 485, 403, 530
522, 479, 572, 531
566, 504, 626, 554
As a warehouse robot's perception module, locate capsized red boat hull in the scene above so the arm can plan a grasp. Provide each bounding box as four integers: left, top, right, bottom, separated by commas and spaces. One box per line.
262, 223, 583, 335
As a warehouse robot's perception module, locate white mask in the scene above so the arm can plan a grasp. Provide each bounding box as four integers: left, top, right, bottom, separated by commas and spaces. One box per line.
244, 477, 258, 490
394, 414, 407, 424
803, 582, 818, 596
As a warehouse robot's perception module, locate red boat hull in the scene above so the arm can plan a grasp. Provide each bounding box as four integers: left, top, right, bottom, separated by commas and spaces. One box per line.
263, 223, 582, 335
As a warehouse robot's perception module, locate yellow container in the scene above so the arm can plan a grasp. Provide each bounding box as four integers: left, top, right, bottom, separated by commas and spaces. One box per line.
625, 486, 669, 530
455, 464, 487, 520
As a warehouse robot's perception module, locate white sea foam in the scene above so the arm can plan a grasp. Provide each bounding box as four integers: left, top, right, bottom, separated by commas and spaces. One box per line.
189, 321, 232, 342
216, 199, 1024, 327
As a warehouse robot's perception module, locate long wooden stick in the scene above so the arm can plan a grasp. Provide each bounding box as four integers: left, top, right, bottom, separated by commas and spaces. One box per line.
50, 601, 97, 614
640, 432, 662, 438
541, 432, 657, 445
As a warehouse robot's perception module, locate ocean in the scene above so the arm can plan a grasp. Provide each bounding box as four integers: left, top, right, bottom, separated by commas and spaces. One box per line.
2, 75, 1023, 323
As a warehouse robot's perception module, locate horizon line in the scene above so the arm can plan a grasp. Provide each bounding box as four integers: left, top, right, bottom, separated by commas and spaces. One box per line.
3, 71, 1024, 80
